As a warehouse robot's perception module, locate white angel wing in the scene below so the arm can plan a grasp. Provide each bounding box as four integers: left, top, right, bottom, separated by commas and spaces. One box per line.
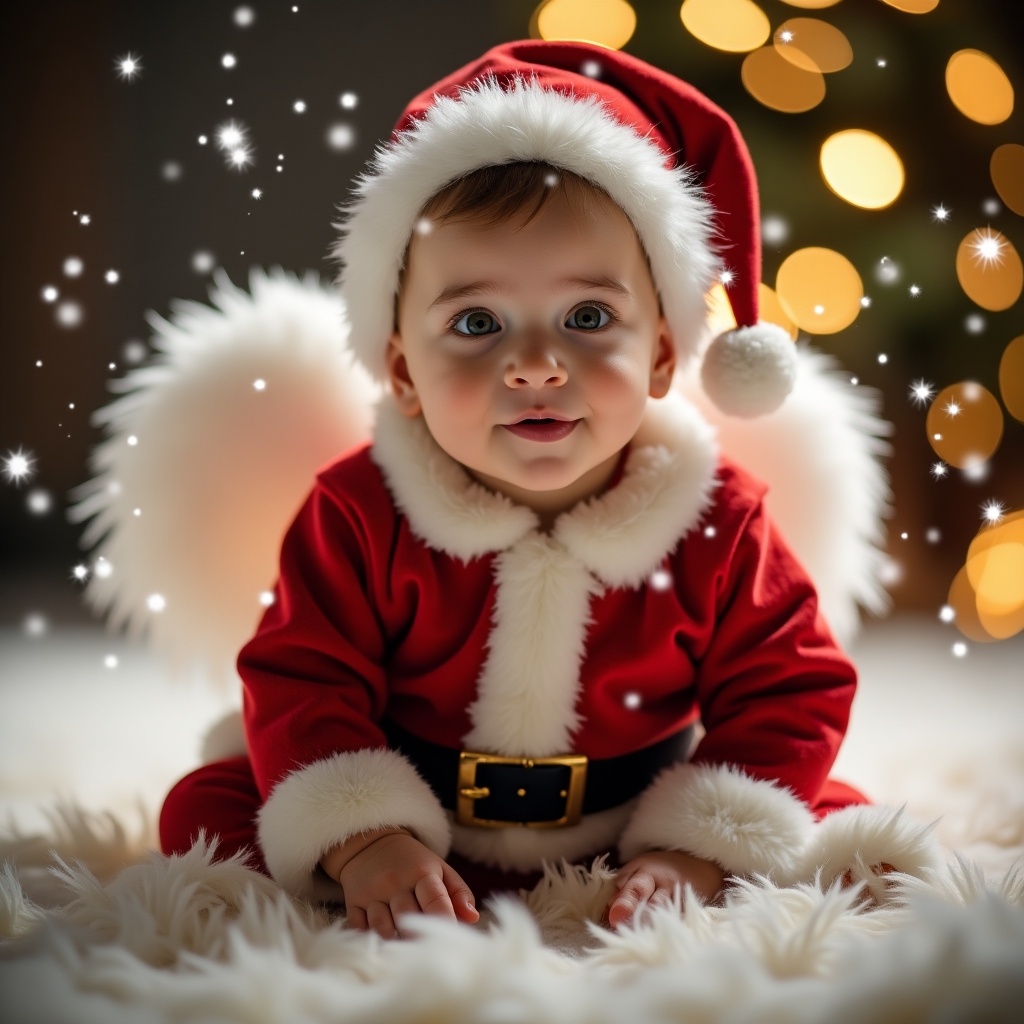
70, 269, 378, 687
678, 347, 892, 647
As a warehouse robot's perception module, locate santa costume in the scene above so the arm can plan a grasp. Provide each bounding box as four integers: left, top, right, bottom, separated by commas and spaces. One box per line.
80, 40, 939, 907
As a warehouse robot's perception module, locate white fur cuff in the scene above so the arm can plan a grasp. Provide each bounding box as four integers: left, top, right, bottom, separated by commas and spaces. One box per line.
784, 803, 942, 894
618, 762, 815, 879
257, 747, 451, 900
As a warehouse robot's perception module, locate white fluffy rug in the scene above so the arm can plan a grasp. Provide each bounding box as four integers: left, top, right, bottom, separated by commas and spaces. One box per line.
1, 615, 1023, 1022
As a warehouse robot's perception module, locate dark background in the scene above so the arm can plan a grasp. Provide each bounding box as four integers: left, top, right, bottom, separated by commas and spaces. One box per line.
2, 0, 1022, 630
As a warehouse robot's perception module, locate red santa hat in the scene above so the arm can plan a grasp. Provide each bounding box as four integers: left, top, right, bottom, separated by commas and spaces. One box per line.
334, 39, 797, 418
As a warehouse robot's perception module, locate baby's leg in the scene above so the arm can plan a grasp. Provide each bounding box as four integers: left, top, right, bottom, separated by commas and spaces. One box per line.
159, 755, 268, 874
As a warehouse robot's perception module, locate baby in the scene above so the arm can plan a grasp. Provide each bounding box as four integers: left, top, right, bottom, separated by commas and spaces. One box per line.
160, 40, 934, 939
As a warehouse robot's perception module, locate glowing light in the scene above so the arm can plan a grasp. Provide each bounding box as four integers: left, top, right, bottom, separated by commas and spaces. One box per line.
581, 60, 602, 77
71, 564, 88, 582
776, 247, 862, 334
742, 45, 825, 112
877, 353, 888, 365
650, 568, 672, 591
720, 269, 735, 287
909, 379, 934, 406
965, 314, 985, 334
952, 642, 968, 658
104, 655, 119, 669
253, 378, 266, 391
293, 100, 307, 113
909, 285, 921, 297
127, 434, 138, 446
623, 692, 643, 710
105, 269, 120, 284
926, 528, 941, 544
193, 251, 215, 274
946, 49, 1014, 126
56, 301, 83, 328
222, 53, 237, 68
931, 204, 950, 222
876, 257, 900, 285
327, 123, 356, 150
198, 135, 208, 145
229, 147, 252, 169
63, 256, 83, 277
704, 525, 717, 538
991, 144, 1024, 217
94, 557, 113, 579
24, 614, 48, 637
147, 593, 167, 613
773, 17, 852, 74
251, 188, 262, 199
956, 228, 1023, 311
79, 214, 91, 225
926, 382, 1004, 469
820, 130, 904, 209
761, 214, 789, 246
981, 500, 1006, 526
939, 605, 956, 623
162, 162, 182, 181
259, 590, 276, 607
999, 336, 1024, 424
339, 91, 358, 109
534, 0, 637, 50
682, 0, 769, 53
42, 285, 58, 302
3, 448, 36, 484
26, 488, 52, 514
115, 54, 142, 80
234, 6, 255, 26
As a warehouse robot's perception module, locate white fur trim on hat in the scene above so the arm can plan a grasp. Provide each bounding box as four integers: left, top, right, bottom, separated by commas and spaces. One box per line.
257, 747, 450, 901
618, 762, 816, 879
335, 77, 717, 386
700, 322, 798, 418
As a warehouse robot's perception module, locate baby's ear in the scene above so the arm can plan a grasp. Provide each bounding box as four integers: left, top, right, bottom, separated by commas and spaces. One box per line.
648, 318, 676, 399
385, 333, 422, 417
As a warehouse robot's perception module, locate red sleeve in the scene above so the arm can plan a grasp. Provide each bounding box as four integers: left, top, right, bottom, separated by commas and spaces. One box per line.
687, 486, 856, 807
238, 460, 393, 801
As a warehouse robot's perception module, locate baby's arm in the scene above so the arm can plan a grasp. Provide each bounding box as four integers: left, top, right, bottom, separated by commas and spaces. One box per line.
322, 827, 479, 939
606, 849, 726, 928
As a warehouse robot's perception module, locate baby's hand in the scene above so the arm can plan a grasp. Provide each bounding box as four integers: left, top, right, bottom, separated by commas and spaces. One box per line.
325, 828, 479, 939
606, 849, 726, 928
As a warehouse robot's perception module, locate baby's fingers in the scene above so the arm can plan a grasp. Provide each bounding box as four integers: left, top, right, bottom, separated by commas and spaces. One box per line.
441, 863, 479, 923
607, 871, 655, 928
414, 873, 457, 920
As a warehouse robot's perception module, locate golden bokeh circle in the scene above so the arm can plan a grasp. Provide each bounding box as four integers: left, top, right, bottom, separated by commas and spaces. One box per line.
964, 511, 1024, 640
741, 45, 825, 113
777, 0, 842, 7
774, 18, 852, 74
820, 130, 904, 209
880, 0, 940, 12
947, 564, 998, 644
999, 335, 1024, 423
946, 50, 1014, 126
991, 144, 1024, 217
775, 247, 862, 333
707, 281, 799, 339
925, 382, 1004, 469
533, 0, 637, 48
680, 0, 770, 53
955, 228, 1024, 311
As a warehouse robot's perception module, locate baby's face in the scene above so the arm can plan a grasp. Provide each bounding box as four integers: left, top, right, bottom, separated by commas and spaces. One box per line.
387, 187, 674, 518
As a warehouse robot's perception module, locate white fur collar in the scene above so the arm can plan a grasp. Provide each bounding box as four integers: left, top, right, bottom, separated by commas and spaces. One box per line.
370, 393, 718, 580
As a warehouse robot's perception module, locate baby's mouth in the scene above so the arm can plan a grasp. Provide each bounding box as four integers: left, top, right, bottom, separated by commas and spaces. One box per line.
503, 418, 579, 442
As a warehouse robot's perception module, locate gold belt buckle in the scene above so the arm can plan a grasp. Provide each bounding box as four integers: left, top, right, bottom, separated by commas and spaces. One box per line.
456, 751, 588, 828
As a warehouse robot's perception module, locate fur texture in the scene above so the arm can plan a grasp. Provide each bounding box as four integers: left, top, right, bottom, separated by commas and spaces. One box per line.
257, 748, 451, 900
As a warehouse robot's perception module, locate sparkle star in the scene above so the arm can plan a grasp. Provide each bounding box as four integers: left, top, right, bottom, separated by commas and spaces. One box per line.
251, 188, 262, 199
3, 448, 36, 484
931, 462, 948, 479
980, 499, 1005, 525
931, 204, 950, 222
944, 401, 961, 418
971, 228, 1004, 265
909, 379, 934, 406
115, 54, 142, 80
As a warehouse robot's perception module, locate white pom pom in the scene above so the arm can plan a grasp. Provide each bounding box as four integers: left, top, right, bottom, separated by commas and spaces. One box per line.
700, 322, 798, 418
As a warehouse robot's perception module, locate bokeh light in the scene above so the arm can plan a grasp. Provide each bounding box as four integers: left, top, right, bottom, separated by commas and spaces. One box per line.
775, 247, 863, 333
532, 0, 637, 49
774, 18, 852, 74
707, 282, 798, 339
925, 382, 1004, 469
950, 510, 1024, 641
955, 228, 1023, 311
680, 0, 770, 54
880, 0, 940, 12
999, 335, 1024, 423
741, 45, 825, 112
820, 130, 904, 209
946, 50, 1014, 125
778, 0, 842, 7
990, 144, 1024, 216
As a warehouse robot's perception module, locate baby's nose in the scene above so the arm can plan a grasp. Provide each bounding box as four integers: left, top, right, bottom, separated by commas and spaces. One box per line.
503, 346, 568, 388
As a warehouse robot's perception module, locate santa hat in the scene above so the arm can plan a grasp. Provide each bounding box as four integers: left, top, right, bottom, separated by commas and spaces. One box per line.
334, 39, 796, 418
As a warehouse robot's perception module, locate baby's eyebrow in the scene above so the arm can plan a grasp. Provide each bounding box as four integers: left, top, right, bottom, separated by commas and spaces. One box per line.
427, 275, 632, 310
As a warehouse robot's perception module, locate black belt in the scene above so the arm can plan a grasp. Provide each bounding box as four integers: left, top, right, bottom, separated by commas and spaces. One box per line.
382, 719, 694, 829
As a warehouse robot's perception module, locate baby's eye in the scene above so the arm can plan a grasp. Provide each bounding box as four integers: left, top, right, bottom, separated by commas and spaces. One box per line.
566, 304, 612, 330
452, 310, 500, 336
